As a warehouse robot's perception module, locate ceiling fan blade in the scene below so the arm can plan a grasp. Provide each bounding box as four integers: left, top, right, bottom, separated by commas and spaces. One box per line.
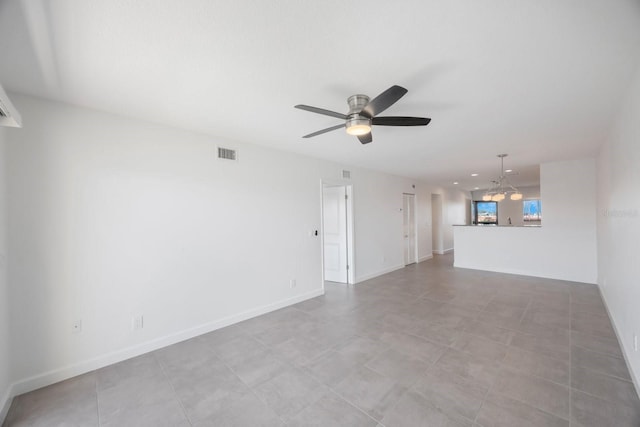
361, 85, 408, 118
372, 116, 431, 126
357, 133, 372, 144
302, 123, 345, 138
295, 104, 347, 120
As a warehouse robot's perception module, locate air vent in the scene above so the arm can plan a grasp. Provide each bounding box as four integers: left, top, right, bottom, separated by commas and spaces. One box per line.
217, 147, 237, 161
342, 170, 351, 179
0, 83, 22, 127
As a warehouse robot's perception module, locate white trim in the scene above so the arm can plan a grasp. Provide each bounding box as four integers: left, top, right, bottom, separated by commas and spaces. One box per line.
598, 285, 640, 400
320, 180, 355, 285
346, 185, 355, 285
453, 263, 596, 285
9, 288, 323, 397
418, 254, 433, 263
432, 248, 453, 255
0, 384, 13, 425
355, 264, 404, 284
402, 193, 418, 266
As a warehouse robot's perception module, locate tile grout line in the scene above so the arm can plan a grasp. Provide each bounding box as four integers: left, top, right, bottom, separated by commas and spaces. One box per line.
490, 331, 573, 423
324, 385, 392, 427
517, 298, 533, 325
471, 330, 511, 427
154, 352, 195, 427
94, 374, 101, 427
570, 341, 625, 361
488, 386, 573, 422
302, 341, 415, 426
210, 333, 345, 425
569, 289, 573, 427
213, 346, 289, 425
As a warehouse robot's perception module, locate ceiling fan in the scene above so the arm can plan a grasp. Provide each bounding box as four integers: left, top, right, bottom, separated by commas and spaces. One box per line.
295, 85, 431, 144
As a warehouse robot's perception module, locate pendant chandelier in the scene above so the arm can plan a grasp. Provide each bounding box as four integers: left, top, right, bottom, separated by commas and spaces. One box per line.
482, 154, 522, 202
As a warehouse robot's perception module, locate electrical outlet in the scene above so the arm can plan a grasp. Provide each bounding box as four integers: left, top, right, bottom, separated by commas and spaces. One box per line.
132, 315, 144, 330
290, 279, 296, 289
72, 319, 82, 334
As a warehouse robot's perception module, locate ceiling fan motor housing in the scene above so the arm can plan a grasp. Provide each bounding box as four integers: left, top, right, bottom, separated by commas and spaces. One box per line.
347, 94, 370, 114
346, 115, 371, 130
346, 94, 372, 135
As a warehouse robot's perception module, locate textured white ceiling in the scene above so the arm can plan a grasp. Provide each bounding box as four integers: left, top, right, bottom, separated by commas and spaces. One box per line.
1, 0, 639, 189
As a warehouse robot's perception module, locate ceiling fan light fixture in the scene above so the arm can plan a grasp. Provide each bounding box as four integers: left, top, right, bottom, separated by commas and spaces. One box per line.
345, 117, 371, 136
346, 124, 371, 136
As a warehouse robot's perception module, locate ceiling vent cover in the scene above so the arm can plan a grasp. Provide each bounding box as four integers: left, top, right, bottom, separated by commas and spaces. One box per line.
217, 147, 237, 161
342, 170, 351, 179
0, 83, 22, 127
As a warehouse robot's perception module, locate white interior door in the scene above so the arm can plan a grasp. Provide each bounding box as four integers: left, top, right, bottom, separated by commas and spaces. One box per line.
403, 193, 417, 265
323, 185, 348, 283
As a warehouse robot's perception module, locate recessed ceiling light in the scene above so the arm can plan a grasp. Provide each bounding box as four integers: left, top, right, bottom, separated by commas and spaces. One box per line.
453, 182, 459, 185
505, 169, 513, 173
471, 173, 479, 177
474, 187, 480, 190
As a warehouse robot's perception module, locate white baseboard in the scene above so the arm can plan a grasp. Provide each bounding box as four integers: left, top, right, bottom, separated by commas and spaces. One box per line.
418, 254, 433, 263
355, 264, 404, 284
0, 384, 13, 425
432, 248, 453, 255
452, 262, 596, 285
597, 285, 640, 400
9, 288, 324, 398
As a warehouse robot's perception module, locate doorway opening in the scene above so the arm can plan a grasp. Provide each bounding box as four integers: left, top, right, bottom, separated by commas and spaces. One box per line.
403, 193, 417, 266
321, 183, 354, 284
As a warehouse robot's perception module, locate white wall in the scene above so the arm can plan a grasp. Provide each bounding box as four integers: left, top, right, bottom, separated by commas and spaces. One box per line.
455, 158, 597, 284
442, 188, 470, 251
471, 185, 541, 226
0, 127, 12, 421
597, 64, 640, 388
416, 189, 434, 262
423, 188, 469, 256
429, 193, 443, 254
5, 94, 436, 395
350, 169, 419, 281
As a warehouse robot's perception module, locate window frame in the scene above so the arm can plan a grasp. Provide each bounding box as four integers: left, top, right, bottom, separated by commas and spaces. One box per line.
523, 199, 542, 222
474, 201, 498, 225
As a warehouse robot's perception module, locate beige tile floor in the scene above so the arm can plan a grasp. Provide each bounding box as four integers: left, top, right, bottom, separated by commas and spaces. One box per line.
4, 254, 640, 426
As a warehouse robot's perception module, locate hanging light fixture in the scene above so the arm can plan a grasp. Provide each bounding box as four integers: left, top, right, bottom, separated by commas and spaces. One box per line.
482, 154, 522, 202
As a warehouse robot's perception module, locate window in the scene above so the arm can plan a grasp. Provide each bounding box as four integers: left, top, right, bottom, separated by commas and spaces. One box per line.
523, 199, 542, 221
474, 201, 498, 224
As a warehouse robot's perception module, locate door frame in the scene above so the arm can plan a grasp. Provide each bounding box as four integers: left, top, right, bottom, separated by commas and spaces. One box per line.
320, 180, 355, 286
431, 193, 444, 254
402, 193, 418, 266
